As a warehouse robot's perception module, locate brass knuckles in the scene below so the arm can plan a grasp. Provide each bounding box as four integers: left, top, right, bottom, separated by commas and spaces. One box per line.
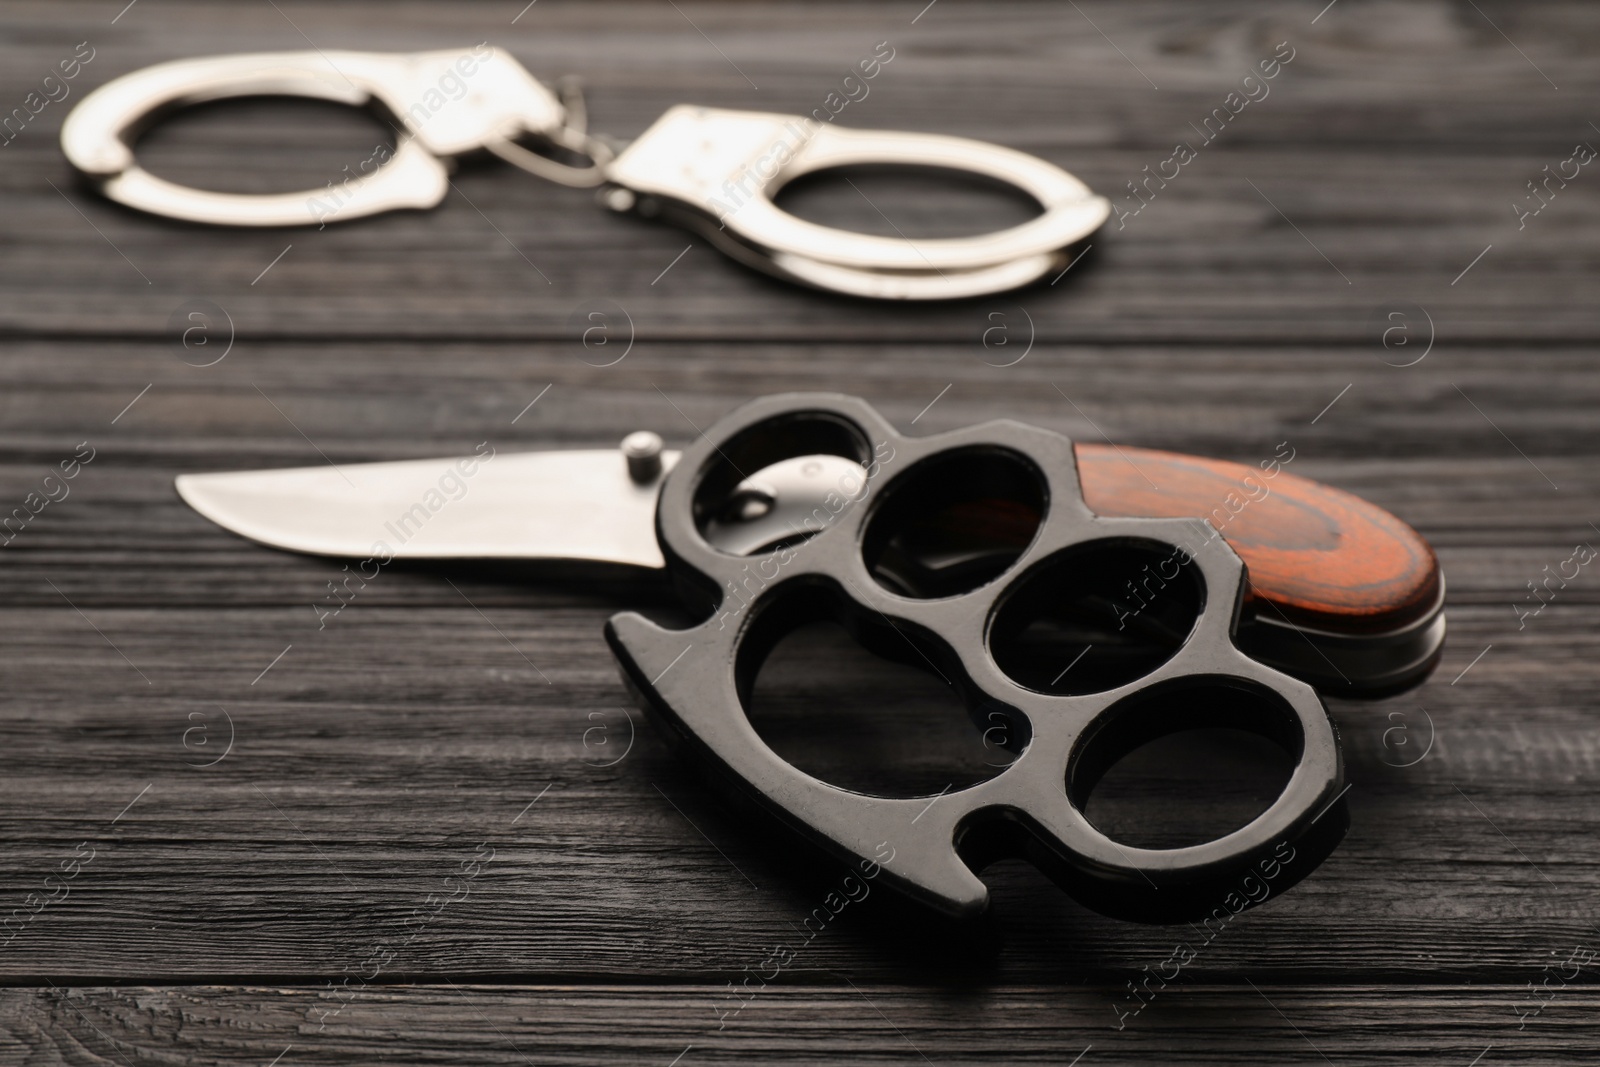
60, 48, 569, 226
606, 395, 1347, 922
606, 106, 1110, 300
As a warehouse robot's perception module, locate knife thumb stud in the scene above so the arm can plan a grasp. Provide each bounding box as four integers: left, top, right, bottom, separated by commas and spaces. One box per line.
622, 431, 665, 484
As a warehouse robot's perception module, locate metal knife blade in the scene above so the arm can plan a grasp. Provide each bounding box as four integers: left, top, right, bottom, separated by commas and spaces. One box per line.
176, 447, 681, 568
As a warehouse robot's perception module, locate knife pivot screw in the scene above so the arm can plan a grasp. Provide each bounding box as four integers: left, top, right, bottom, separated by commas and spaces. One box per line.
621, 431, 664, 484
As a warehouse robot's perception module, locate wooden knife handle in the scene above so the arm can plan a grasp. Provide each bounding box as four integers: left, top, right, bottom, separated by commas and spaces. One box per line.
1075, 443, 1440, 636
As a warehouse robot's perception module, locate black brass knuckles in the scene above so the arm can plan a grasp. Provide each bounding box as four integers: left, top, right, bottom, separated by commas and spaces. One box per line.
606, 395, 1349, 923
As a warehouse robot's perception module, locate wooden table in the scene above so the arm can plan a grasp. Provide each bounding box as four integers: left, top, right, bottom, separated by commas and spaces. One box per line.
2, 1, 1596, 1062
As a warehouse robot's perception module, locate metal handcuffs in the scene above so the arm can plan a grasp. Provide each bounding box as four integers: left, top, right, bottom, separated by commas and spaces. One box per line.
60, 47, 1109, 300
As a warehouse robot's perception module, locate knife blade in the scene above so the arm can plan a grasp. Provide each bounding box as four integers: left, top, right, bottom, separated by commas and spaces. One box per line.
176, 445, 679, 568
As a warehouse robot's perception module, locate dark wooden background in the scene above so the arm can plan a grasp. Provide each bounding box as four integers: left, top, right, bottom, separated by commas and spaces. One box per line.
2, 1, 1598, 1062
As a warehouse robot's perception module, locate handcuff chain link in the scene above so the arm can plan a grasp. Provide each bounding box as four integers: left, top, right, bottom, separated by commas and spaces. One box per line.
484, 77, 618, 189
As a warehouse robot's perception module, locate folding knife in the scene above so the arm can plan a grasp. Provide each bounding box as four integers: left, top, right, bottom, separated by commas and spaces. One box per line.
177, 425, 1442, 698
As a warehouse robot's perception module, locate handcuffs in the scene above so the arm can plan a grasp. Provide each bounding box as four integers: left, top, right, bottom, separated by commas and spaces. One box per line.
60, 48, 1110, 299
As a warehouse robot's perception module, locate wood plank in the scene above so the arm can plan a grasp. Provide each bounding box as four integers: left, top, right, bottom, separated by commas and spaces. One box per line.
0, 984, 1583, 1065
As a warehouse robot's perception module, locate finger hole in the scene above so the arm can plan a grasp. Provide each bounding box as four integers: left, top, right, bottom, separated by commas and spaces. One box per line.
690, 410, 881, 557
735, 581, 1030, 799
862, 447, 1046, 600
988, 538, 1204, 695
1067, 677, 1304, 851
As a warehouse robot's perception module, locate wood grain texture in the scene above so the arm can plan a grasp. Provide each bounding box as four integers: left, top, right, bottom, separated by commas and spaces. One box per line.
1078, 443, 1441, 631
2, 1, 1598, 1063
0, 985, 1589, 1065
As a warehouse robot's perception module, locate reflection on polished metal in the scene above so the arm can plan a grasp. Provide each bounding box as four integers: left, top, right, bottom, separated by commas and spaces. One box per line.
61, 49, 579, 226
175, 441, 681, 568
173, 437, 864, 568
61, 48, 1108, 299
604, 105, 1108, 299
